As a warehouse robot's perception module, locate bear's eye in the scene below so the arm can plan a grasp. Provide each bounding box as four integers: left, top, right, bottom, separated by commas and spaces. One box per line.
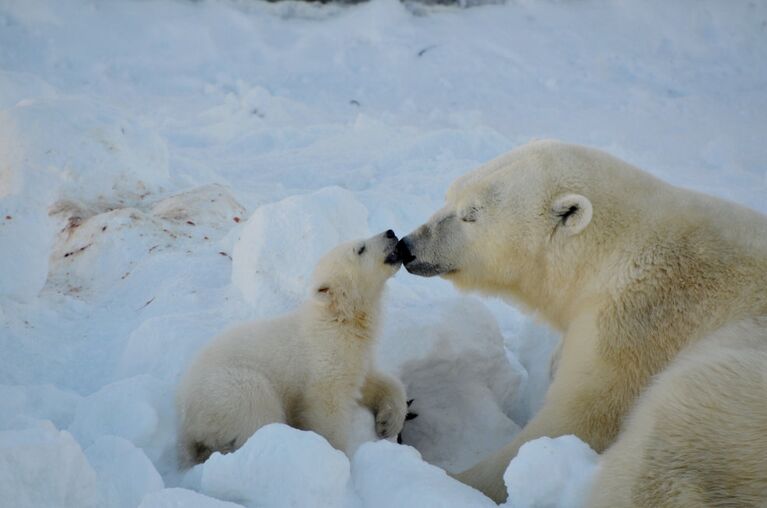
357, 244, 366, 255
461, 207, 479, 223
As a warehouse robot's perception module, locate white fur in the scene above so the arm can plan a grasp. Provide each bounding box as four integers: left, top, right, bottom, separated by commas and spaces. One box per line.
176, 232, 407, 466
401, 140, 767, 504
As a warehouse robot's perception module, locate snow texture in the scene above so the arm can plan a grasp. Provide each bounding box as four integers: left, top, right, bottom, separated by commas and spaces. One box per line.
503, 436, 599, 508
199, 424, 351, 507
1, 0, 764, 506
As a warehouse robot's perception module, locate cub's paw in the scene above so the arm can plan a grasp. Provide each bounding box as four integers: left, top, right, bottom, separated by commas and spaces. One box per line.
397, 399, 418, 444
375, 392, 408, 439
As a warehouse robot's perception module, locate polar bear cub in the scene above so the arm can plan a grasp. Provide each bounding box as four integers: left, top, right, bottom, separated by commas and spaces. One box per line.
177, 230, 407, 466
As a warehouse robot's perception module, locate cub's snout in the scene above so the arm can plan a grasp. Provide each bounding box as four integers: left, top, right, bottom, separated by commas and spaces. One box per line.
383, 230, 402, 265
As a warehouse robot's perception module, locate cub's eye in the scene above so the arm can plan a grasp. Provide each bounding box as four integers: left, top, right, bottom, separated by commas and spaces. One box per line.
461, 216, 476, 223
357, 244, 366, 255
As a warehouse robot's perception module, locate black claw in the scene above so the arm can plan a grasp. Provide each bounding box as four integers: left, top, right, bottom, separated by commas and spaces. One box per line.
405, 411, 418, 421
407, 399, 414, 407
397, 433, 403, 444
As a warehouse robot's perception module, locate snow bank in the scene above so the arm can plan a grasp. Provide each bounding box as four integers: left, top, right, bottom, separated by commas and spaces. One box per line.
46, 183, 244, 299
0, 71, 57, 109
503, 436, 599, 508
69, 375, 175, 467
0, 384, 82, 430
199, 424, 351, 508
382, 295, 525, 472
0, 420, 101, 508
232, 186, 369, 316
116, 310, 236, 386
84, 436, 164, 508
0, 96, 169, 299
194, 423, 498, 508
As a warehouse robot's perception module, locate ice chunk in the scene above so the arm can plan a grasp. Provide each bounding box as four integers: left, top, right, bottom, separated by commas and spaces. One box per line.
502, 436, 599, 508
200, 424, 350, 508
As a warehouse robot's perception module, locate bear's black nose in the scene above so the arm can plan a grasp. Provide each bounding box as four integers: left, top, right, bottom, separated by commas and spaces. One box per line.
395, 238, 416, 265
385, 229, 396, 239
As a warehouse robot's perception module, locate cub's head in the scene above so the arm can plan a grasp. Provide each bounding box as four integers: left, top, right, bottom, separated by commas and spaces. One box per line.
311, 230, 401, 321
396, 141, 612, 318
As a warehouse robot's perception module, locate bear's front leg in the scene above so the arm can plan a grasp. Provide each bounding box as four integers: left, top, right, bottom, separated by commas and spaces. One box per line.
301, 391, 352, 453
361, 370, 408, 439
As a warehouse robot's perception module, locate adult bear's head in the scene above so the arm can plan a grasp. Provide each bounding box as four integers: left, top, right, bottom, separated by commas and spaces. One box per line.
397, 140, 655, 322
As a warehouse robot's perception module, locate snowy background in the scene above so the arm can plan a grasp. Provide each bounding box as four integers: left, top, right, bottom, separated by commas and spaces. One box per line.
0, 0, 765, 506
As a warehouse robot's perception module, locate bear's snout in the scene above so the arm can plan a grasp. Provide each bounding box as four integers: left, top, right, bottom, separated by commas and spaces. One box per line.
395, 238, 416, 265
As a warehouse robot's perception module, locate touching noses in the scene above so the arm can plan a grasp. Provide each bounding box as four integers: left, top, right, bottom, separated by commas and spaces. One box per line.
395, 237, 416, 265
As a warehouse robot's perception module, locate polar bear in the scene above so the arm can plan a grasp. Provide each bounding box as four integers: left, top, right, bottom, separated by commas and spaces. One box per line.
177, 230, 408, 466
396, 140, 767, 504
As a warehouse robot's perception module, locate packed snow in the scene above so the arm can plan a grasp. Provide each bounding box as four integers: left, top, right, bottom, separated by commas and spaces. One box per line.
1, 0, 765, 507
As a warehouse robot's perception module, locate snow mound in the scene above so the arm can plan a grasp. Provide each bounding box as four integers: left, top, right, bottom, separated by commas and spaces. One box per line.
139, 488, 244, 508
0, 96, 169, 299
352, 439, 496, 508
200, 424, 350, 508
232, 186, 369, 316
384, 295, 525, 472
503, 436, 599, 508
0, 96, 169, 206
116, 310, 236, 386
45, 184, 245, 298
69, 375, 175, 467
0, 420, 101, 508
84, 435, 164, 508
151, 184, 246, 230
0, 383, 82, 431
46, 208, 176, 297
0, 71, 57, 109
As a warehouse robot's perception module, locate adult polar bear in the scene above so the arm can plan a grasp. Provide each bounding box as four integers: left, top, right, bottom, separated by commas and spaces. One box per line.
396, 140, 767, 505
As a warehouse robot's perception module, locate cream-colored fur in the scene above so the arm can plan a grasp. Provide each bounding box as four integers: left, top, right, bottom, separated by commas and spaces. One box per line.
399, 140, 767, 504
589, 317, 767, 507
176, 231, 407, 467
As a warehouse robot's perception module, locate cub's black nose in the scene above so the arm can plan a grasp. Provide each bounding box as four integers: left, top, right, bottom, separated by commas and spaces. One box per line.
384, 229, 396, 239
395, 238, 416, 265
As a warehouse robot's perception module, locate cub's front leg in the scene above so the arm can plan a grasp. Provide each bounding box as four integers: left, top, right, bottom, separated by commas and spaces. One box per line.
361, 370, 408, 439
301, 390, 353, 453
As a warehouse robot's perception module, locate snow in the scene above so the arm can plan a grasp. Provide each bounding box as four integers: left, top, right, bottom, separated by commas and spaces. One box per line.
0, 420, 101, 508
139, 488, 244, 508
384, 296, 525, 472
198, 424, 351, 507
502, 436, 599, 508
84, 436, 164, 508
232, 186, 369, 314
69, 375, 177, 468
1, 0, 765, 507
352, 439, 497, 508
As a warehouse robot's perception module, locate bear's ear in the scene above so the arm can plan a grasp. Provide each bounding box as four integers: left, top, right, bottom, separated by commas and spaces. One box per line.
551, 194, 593, 236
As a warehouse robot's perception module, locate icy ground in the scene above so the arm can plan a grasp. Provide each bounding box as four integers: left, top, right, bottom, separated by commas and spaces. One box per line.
0, 0, 765, 506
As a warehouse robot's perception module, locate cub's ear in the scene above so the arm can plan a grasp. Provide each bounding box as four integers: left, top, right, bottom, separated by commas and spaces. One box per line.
551, 193, 592, 236
313, 283, 334, 303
